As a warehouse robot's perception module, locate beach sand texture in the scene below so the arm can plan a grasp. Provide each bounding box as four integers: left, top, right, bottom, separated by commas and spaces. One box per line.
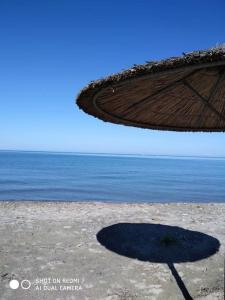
0, 201, 224, 300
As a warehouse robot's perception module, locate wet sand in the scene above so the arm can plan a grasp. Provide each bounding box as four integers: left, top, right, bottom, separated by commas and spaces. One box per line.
0, 201, 224, 300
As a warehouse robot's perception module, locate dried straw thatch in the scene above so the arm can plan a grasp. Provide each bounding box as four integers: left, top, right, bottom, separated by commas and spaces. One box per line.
76, 47, 225, 131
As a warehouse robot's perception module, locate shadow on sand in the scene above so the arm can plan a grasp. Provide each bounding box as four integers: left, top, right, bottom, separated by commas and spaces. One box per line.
96, 223, 220, 300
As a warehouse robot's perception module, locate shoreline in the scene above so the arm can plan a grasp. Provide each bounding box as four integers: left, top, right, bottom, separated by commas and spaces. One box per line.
0, 201, 224, 299
1, 199, 225, 204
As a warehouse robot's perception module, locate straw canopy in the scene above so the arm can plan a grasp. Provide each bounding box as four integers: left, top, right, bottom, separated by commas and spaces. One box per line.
76, 47, 225, 132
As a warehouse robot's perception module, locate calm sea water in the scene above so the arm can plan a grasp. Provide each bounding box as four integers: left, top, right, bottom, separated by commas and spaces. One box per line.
0, 151, 225, 202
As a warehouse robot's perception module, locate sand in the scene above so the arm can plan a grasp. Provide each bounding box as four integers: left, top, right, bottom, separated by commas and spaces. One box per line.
0, 201, 224, 300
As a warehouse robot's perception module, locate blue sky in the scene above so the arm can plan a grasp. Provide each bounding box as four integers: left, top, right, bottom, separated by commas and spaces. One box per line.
0, 0, 225, 156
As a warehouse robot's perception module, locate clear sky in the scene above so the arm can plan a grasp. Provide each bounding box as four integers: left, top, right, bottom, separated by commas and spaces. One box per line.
1, 0, 225, 156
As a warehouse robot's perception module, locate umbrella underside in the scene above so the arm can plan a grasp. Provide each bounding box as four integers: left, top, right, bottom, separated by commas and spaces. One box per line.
91, 66, 225, 131
77, 49, 225, 132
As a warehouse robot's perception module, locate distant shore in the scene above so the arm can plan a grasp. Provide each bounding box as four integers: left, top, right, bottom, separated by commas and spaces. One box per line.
0, 201, 224, 300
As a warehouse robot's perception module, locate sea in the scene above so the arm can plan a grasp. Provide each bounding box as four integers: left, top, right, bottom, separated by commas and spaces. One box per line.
0, 150, 225, 203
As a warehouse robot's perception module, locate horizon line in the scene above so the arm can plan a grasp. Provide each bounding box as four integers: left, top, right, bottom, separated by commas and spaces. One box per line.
0, 149, 225, 160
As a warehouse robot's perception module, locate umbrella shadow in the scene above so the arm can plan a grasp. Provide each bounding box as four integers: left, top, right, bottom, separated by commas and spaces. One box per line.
96, 223, 220, 300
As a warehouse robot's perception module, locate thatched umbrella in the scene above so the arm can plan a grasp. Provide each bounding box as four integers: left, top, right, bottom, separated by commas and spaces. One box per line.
76, 47, 224, 299
77, 47, 225, 132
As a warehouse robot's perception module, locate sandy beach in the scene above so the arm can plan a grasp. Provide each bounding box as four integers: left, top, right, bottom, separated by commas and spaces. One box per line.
0, 201, 224, 300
